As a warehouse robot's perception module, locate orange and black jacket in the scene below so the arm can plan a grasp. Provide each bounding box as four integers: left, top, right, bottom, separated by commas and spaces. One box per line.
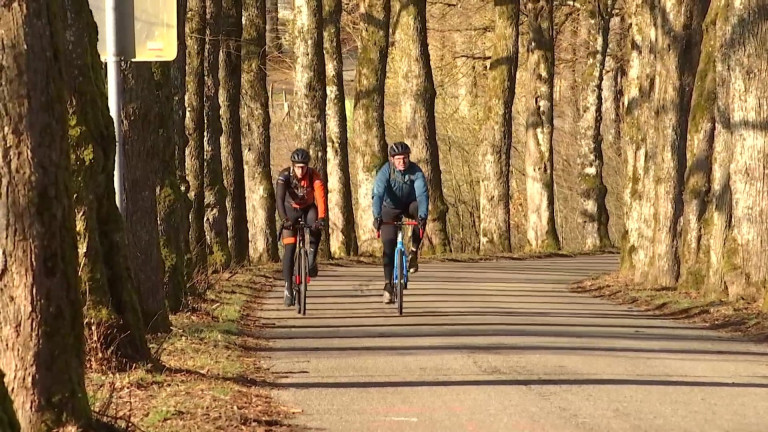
276, 167, 327, 220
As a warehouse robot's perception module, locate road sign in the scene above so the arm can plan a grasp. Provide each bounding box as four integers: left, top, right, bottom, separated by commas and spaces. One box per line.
88, 0, 178, 61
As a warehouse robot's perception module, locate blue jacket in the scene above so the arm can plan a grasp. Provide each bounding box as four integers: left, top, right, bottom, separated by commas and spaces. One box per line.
372, 162, 429, 219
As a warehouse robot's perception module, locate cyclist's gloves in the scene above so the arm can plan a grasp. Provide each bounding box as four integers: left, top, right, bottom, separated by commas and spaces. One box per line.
314, 218, 326, 229
373, 216, 383, 231
418, 216, 428, 232
282, 218, 293, 230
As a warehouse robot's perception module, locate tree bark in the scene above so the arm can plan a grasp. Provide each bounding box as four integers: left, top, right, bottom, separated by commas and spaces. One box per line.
294, 0, 330, 257
243, 0, 280, 263
720, 0, 768, 303
186, 0, 209, 280
351, 0, 391, 255
122, 62, 172, 334
205, 0, 234, 271
577, 0, 614, 251
155, 57, 190, 313
266, 0, 282, 54
221, 0, 250, 265
394, 0, 451, 254
680, 0, 717, 290
479, 0, 519, 254
64, 0, 151, 359
0, 372, 19, 432
620, 0, 655, 278
324, 0, 359, 257
0, 0, 93, 424
524, 0, 561, 252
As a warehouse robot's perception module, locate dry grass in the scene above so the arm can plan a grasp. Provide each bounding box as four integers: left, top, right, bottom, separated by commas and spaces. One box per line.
86, 272, 299, 431
571, 273, 768, 342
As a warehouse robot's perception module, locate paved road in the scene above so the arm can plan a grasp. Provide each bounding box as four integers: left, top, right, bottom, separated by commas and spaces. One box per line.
260, 255, 768, 431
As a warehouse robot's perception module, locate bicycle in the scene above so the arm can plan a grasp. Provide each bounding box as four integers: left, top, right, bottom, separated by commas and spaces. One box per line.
378, 220, 422, 316
280, 216, 311, 315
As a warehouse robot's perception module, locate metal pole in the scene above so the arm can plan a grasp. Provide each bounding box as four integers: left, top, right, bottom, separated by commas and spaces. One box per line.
106, 0, 126, 216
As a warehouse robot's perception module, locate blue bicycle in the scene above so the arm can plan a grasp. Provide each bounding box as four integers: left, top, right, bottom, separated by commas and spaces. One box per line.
379, 220, 421, 315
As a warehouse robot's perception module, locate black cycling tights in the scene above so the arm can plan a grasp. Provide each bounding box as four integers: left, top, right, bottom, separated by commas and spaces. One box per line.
282, 205, 322, 282
380, 202, 422, 283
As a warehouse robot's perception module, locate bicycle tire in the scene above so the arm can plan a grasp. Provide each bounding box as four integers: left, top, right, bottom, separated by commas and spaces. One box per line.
295, 250, 302, 315
300, 248, 309, 316
398, 250, 406, 315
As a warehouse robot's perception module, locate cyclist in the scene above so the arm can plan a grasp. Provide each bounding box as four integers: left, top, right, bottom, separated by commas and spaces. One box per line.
276, 148, 327, 307
372, 142, 429, 304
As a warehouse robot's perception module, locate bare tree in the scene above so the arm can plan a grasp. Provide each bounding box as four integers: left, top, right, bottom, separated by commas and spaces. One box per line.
351, 0, 391, 255
680, 0, 716, 289
160, 0, 193, 312
205, 0, 233, 270
267, 0, 282, 53
64, 0, 151, 358
122, 62, 172, 333
576, 0, 614, 251
717, 0, 768, 303
479, 0, 519, 254
294, 0, 329, 257
221, 0, 250, 265
324, 0, 359, 256
525, 0, 561, 251
186, 0, 209, 279
393, 0, 451, 254
243, 0, 280, 262
0, 0, 92, 424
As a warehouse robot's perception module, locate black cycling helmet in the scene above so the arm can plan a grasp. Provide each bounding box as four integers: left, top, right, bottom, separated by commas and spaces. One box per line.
388, 141, 411, 157
290, 148, 311, 164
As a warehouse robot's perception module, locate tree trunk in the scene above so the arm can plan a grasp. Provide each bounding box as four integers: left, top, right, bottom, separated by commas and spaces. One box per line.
221, 0, 250, 265
0, 372, 19, 432
577, 0, 614, 251
266, 0, 282, 54
294, 0, 330, 257
0, 0, 93, 424
351, 0, 391, 255
680, 0, 717, 290
64, 0, 151, 360
700, 0, 730, 297
186, 0, 209, 280
645, 0, 703, 287
394, 0, 451, 255
620, 0, 655, 278
162, 0, 193, 311
243, 0, 280, 263
720, 0, 768, 304
324, 0, 359, 257
479, 0, 519, 254
155, 57, 190, 313
205, 0, 233, 271
122, 62, 172, 334
524, 0, 560, 252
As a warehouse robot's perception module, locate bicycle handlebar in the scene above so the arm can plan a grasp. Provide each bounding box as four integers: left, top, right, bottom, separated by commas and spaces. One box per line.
376, 221, 423, 239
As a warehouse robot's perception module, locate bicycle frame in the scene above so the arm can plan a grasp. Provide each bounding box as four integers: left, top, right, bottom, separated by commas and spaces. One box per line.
378, 220, 421, 315
290, 218, 311, 315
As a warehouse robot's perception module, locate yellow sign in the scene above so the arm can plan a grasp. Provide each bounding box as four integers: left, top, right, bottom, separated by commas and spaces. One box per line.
88, 0, 178, 61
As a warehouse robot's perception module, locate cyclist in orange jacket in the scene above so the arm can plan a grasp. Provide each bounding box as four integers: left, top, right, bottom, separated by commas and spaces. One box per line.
276, 148, 327, 307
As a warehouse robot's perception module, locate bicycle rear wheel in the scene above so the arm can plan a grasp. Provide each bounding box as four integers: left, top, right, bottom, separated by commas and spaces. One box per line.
300, 248, 308, 316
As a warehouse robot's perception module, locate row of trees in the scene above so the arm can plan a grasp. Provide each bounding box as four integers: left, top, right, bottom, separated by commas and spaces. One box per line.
1, 0, 766, 428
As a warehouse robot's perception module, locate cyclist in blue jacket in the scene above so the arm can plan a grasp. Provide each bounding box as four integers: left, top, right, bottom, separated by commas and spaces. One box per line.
372, 142, 429, 304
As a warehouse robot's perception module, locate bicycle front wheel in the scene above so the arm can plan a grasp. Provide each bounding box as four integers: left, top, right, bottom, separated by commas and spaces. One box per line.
397, 252, 406, 315
300, 248, 309, 316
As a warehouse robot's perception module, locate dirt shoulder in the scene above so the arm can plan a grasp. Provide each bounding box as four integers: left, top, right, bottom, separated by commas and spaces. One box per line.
570, 272, 768, 342
86, 270, 298, 431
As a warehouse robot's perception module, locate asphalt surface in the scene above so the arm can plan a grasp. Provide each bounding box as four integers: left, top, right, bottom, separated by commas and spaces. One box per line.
260, 255, 768, 431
